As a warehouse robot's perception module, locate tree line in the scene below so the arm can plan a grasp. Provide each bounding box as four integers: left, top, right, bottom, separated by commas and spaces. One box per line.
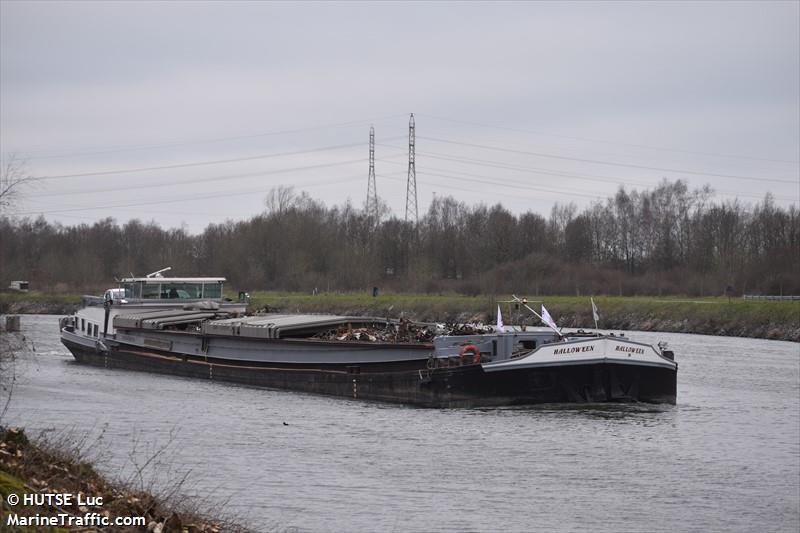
1, 179, 798, 296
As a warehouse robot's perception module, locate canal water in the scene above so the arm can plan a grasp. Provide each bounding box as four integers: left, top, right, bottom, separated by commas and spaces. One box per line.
3, 315, 799, 532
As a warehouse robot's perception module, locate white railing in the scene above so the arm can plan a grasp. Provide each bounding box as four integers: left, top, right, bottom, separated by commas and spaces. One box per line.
742, 295, 800, 301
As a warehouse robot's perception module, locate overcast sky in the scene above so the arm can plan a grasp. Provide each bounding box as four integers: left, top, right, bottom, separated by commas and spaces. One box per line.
1, 1, 798, 233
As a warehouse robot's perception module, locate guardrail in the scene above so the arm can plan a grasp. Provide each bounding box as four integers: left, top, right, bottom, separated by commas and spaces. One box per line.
81, 295, 106, 306
742, 295, 800, 301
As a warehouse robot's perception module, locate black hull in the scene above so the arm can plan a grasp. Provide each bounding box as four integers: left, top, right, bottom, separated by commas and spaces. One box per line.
62, 338, 677, 408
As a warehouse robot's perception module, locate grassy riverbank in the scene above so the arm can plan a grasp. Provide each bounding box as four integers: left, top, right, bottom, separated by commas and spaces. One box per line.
0, 427, 250, 533
0, 292, 79, 315
250, 292, 800, 342
2, 291, 797, 341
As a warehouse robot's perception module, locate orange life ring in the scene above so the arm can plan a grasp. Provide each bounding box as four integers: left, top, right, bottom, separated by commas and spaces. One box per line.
459, 344, 481, 365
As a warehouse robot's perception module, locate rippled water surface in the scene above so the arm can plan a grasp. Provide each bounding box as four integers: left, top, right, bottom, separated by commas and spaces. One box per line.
4, 315, 799, 532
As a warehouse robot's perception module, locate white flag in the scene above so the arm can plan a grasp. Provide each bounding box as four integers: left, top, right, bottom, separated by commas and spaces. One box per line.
496, 305, 504, 332
591, 297, 600, 322
541, 305, 558, 331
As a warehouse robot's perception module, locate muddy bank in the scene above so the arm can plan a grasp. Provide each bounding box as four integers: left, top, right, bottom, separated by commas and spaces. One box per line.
0, 427, 251, 533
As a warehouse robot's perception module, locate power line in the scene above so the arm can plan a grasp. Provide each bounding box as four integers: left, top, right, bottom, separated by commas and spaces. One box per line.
22, 167, 409, 215
30, 140, 404, 181
377, 143, 796, 202
382, 158, 794, 203
32, 154, 408, 198
383, 159, 604, 200
377, 142, 655, 187
16, 175, 371, 216
417, 136, 798, 184
417, 113, 800, 165
13, 113, 409, 160
381, 174, 599, 207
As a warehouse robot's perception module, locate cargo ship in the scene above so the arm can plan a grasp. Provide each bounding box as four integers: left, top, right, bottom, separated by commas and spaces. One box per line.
59, 270, 677, 407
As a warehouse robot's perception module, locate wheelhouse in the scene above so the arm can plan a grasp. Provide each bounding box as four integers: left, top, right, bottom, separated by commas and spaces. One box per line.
106, 277, 226, 302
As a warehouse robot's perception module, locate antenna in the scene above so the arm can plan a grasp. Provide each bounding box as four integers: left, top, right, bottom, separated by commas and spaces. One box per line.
146, 267, 172, 278
366, 125, 378, 221
404, 113, 418, 224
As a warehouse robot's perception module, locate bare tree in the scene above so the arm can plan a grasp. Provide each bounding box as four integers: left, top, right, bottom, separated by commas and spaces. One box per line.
264, 185, 297, 215
0, 178, 797, 296
0, 154, 35, 215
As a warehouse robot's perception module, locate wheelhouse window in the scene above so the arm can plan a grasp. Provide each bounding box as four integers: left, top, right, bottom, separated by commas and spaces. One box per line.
121, 282, 140, 299
161, 283, 203, 299
122, 279, 224, 299
202, 282, 223, 299
81, 318, 85, 331
142, 283, 161, 299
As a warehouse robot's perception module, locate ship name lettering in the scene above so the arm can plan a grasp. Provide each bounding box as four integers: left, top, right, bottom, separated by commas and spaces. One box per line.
615, 345, 645, 355
553, 345, 595, 355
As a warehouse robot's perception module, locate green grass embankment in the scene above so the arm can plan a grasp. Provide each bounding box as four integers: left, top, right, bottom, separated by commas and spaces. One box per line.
250, 292, 800, 342
0, 292, 80, 315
